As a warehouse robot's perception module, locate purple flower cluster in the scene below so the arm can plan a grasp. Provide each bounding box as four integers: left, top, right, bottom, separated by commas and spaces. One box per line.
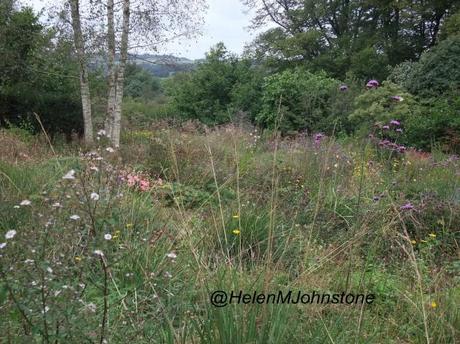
339, 85, 348, 92
366, 80, 380, 89
381, 120, 403, 133
314, 133, 325, 146
400, 202, 414, 211
378, 139, 406, 153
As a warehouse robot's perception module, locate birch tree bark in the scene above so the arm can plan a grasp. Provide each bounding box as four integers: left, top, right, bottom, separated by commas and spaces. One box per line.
104, 0, 117, 139
69, 0, 93, 144
109, 0, 130, 147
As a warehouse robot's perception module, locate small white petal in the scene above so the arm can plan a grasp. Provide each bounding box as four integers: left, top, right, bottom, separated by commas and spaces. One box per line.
0, 243, 6, 249
166, 252, 177, 259
5, 230, 17, 240
93, 250, 104, 257
20, 200, 31, 206
70, 215, 80, 221
62, 170, 76, 180
104, 234, 112, 241
90, 193, 100, 201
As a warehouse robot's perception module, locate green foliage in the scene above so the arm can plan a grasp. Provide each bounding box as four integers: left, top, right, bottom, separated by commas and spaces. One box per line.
0, 5, 82, 138
124, 63, 161, 99
165, 43, 264, 125
256, 68, 339, 133
404, 35, 460, 97
246, 0, 459, 80
405, 91, 460, 151
349, 82, 421, 135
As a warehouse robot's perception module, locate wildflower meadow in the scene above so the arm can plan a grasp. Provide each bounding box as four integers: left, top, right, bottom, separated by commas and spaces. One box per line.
1, 0, 460, 342
1, 118, 459, 342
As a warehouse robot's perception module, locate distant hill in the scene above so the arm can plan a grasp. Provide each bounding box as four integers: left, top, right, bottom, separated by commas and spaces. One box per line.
128, 54, 199, 78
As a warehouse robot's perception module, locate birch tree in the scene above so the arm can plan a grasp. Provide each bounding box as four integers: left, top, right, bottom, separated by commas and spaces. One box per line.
64, 0, 206, 146
105, 0, 130, 147
69, 0, 93, 144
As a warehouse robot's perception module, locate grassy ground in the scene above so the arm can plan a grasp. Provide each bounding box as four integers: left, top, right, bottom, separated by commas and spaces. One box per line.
0, 125, 459, 343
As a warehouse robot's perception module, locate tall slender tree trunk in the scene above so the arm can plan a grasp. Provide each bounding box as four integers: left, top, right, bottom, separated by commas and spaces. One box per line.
110, 0, 130, 147
69, 0, 93, 144
104, 0, 117, 138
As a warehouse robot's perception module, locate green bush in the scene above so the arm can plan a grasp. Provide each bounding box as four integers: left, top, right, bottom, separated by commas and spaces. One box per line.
256, 68, 339, 133
165, 43, 264, 125
392, 36, 460, 97
348, 81, 421, 136
405, 90, 460, 151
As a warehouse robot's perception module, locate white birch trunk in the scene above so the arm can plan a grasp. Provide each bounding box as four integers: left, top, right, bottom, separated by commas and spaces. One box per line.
69, 0, 93, 144
104, 0, 117, 139
110, 0, 130, 147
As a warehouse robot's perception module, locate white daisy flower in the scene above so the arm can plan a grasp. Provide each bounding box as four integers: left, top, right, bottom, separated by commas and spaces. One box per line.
105, 147, 115, 153
0, 243, 6, 249
104, 233, 112, 241
13, 205, 20, 209
166, 252, 177, 259
90, 193, 100, 201
62, 170, 76, 180
97, 129, 106, 136
24, 259, 34, 264
86, 303, 97, 313
52, 202, 61, 208
20, 200, 31, 206
70, 215, 80, 221
5, 230, 17, 240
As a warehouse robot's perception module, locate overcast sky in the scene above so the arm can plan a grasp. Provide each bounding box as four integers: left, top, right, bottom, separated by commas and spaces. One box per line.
22, 0, 266, 60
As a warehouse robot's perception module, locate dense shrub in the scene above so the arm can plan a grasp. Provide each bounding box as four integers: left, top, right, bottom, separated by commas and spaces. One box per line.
405, 90, 460, 151
256, 68, 339, 133
165, 43, 264, 125
348, 82, 421, 137
389, 36, 460, 97
0, 6, 83, 139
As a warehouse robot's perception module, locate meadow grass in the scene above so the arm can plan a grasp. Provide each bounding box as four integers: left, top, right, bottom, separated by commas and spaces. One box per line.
0, 126, 459, 343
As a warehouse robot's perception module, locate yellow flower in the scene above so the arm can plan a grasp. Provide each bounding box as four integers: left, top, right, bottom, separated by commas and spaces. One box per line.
431, 301, 437, 308
75, 256, 82, 262
113, 235, 119, 239
126, 223, 133, 229
428, 233, 436, 238
232, 214, 239, 219
232, 229, 241, 235
410, 240, 417, 245
421, 239, 427, 243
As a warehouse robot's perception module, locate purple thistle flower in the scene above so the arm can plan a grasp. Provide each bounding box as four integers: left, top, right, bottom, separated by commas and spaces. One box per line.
400, 202, 414, 211
366, 80, 380, 88
390, 120, 401, 126
395, 128, 403, 133
314, 133, 325, 146
382, 125, 390, 130
339, 85, 348, 91
397, 145, 406, 153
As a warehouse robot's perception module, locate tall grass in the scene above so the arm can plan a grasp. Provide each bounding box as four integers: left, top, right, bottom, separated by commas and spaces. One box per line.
0, 127, 459, 343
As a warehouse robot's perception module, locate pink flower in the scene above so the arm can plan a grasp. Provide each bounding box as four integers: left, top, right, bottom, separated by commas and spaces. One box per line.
139, 180, 150, 191
127, 174, 137, 187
